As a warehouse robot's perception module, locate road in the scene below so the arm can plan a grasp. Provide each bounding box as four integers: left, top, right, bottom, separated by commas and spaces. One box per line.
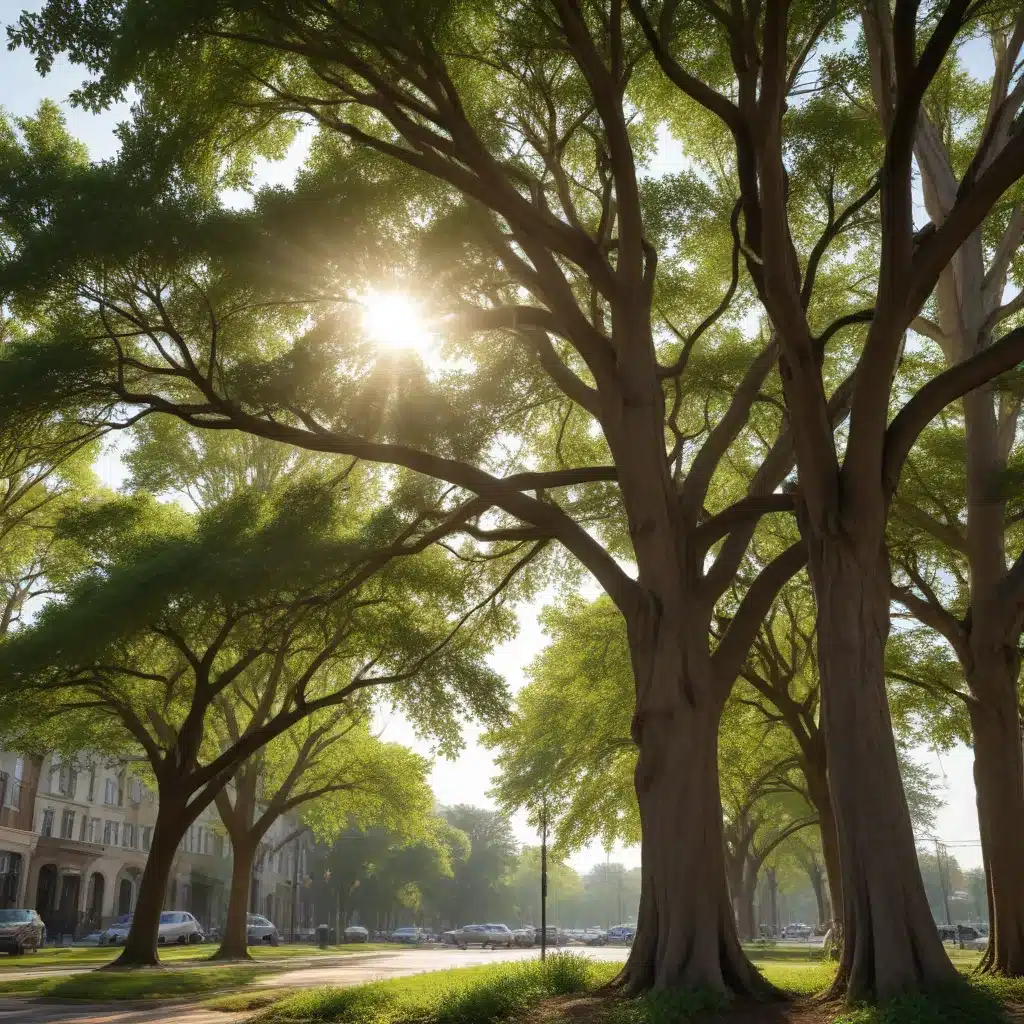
0, 946, 630, 1024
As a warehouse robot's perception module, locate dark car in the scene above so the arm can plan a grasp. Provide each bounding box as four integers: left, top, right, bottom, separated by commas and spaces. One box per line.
0, 909, 45, 955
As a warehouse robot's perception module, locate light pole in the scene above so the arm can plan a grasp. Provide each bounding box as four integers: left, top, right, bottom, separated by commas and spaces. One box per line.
540, 795, 548, 962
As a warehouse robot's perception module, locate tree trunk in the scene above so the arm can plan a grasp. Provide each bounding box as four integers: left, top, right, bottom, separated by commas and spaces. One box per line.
211, 838, 255, 961
806, 859, 828, 930
804, 763, 841, 927
811, 537, 956, 1001
739, 858, 758, 942
615, 681, 772, 996
105, 805, 187, 968
968, 675, 1024, 975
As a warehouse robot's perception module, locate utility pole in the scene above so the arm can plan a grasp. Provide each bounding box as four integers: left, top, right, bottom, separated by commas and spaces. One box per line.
540, 796, 548, 962
935, 839, 952, 927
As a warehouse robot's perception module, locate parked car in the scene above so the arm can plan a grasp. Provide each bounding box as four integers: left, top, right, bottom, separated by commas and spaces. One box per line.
99, 914, 133, 946
533, 924, 562, 946
158, 911, 203, 944
246, 914, 280, 946
782, 923, 811, 940
391, 926, 424, 943
344, 925, 370, 943
606, 924, 635, 944
99, 910, 202, 946
0, 909, 44, 956
448, 923, 514, 948
512, 928, 535, 947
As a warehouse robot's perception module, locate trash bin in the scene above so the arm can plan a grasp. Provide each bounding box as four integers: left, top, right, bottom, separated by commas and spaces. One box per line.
317, 924, 330, 949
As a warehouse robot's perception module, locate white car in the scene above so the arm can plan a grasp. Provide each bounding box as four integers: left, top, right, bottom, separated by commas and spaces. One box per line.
158, 911, 202, 944
99, 910, 201, 946
450, 923, 514, 948
246, 914, 280, 946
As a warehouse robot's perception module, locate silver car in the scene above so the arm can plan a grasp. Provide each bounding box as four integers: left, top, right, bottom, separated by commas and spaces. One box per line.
246, 913, 280, 946
0, 909, 44, 955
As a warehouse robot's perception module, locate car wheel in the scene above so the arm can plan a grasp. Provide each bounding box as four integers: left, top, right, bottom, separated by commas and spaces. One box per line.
188, 932, 200, 944
270, 935, 279, 947
177, 935, 187, 945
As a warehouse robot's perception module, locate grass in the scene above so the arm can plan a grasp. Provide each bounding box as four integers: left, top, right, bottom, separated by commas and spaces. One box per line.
0, 964, 267, 1001
252, 953, 617, 1024
202, 986, 297, 1011
0, 941, 393, 972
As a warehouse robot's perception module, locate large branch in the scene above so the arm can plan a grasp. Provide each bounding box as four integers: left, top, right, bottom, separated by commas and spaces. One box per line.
883, 326, 1024, 495
712, 542, 808, 691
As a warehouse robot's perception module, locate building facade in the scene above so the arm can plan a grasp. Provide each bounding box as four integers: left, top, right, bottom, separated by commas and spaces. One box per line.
0, 752, 306, 941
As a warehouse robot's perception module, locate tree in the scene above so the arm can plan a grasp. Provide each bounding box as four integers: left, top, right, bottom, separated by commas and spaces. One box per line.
851, 10, 1024, 976
212, 720, 435, 959
629, 0, 1024, 996
0, 477, 510, 966
437, 806, 519, 926
11, 0, 1024, 997
2, 5, 841, 995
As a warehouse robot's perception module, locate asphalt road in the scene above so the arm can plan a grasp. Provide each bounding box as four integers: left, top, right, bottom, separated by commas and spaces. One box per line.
0, 946, 631, 1024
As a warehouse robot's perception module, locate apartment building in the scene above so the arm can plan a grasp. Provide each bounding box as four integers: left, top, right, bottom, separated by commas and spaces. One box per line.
0, 751, 308, 940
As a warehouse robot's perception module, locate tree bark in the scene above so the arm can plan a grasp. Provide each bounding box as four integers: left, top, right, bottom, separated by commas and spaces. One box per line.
811, 537, 956, 1000
105, 804, 187, 968
614, 675, 772, 996
804, 761, 841, 927
968, 672, 1024, 975
211, 837, 255, 961
739, 859, 758, 942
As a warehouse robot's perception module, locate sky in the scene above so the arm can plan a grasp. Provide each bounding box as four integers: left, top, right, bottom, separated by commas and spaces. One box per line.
0, 7, 988, 873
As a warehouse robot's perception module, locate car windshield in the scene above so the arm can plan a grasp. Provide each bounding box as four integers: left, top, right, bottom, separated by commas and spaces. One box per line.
159, 912, 180, 923
0, 910, 33, 923
110, 915, 132, 926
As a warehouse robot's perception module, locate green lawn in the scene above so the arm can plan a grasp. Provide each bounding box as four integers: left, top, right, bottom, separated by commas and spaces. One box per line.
0, 941, 393, 972
0, 964, 267, 1001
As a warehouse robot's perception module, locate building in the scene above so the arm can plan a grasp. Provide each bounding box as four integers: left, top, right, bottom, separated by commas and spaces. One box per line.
0, 751, 307, 940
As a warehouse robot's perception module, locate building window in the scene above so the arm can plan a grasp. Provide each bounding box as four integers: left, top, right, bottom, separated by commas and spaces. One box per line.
60, 809, 76, 840
129, 779, 143, 804
5, 758, 23, 810
103, 820, 119, 846
87, 769, 96, 803
40, 809, 54, 837
123, 823, 136, 849
103, 778, 122, 806
79, 815, 88, 841
141, 827, 152, 852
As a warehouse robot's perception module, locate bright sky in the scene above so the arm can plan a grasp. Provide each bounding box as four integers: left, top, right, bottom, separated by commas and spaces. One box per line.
0, 11, 987, 873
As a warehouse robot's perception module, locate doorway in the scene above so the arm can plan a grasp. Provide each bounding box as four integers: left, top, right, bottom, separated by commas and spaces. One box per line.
117, 877, 133, 916
86, 873, 105, 926
35, 864, 57, 913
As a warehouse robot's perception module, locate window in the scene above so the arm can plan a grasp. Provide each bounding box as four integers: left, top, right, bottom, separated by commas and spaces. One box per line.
88, 817, 101, 843
129, 779, 143, 803
79, 815, 88, 841
4, 758, 22, 810
87, 769, 96, 803
122, 823, 135, 849
103, 778, 121, 806
60, 809, 75, 839
141, 826, 152, 852
103, 820, 119, 846
40, 809, 54, 837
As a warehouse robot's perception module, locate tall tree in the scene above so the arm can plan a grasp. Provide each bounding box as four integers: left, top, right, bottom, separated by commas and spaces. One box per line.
10, 0, 1024, 997
631, 0, 1024, 997
212, 720, 434, 959
0, 479, 510, 965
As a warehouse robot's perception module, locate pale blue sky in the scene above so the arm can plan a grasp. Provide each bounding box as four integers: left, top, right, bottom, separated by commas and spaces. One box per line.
1, 3, 986, 873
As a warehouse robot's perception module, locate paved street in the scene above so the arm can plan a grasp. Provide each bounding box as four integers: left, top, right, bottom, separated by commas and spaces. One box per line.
0, 946, 630, 1024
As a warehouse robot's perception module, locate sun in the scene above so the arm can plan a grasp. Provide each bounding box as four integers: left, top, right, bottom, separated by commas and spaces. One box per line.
360, 291, 434, 356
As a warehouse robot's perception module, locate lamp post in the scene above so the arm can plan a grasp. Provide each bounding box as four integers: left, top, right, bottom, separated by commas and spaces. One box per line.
540, 796, 548, 962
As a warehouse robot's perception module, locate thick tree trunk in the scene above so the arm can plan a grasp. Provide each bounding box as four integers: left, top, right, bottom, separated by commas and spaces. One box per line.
968, 675, 1024, 976
211, 838, 255, 961
105, 805, 187, 967
811, 537, 956, 1000
615, 683, 771, 996
804, 764, 841, 926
